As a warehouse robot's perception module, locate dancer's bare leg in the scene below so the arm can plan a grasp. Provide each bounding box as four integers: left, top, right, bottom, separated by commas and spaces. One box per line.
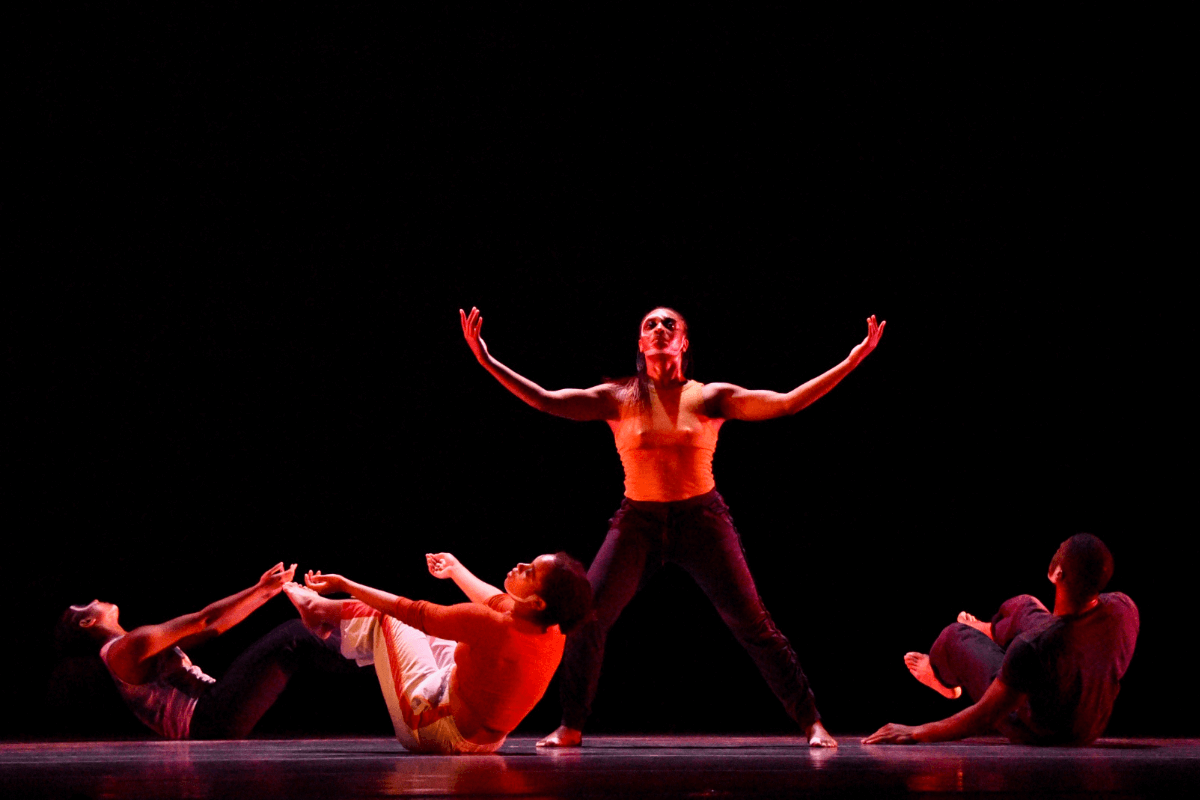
904, 652, 962, 699
806, 720, 837, 747
536, 725, 583, 748
282, 582, 341, 640
956, 611, 994, 640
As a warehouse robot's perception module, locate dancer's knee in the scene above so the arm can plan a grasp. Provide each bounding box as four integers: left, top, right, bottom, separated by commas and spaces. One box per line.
726, 608, 783, 648
929, 622, 975, 666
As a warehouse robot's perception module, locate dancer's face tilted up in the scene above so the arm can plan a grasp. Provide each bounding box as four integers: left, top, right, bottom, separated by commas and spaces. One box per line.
505, 554, 558, 603
638, 308, 689, 360
69, 599, 120, 631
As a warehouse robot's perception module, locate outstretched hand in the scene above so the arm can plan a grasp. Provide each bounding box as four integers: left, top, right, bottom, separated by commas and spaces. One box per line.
427, 552, 462, 580
304, 570, 346, 596
257, 562, 298, 595
862, 723, 920, 745
848, 315, 886, 366
459, 307, 491, 364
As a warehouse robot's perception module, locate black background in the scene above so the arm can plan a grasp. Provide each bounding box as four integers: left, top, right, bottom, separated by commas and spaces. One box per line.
5, 5, 1187, 739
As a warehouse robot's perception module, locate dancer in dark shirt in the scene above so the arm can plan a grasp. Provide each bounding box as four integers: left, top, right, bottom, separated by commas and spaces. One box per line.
864, 534, 1138, 746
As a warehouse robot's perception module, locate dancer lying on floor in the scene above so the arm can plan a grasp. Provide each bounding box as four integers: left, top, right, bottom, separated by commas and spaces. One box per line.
864, 534, 1138, 746
56, 562, 355, 739
285, 551, 592, 754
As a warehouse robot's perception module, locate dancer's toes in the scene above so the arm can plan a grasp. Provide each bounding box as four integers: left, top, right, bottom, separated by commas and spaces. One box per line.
904, 652, 962, 699
956, 611, 993, 638
536, 725, 583, 748
806, 720, 838, 748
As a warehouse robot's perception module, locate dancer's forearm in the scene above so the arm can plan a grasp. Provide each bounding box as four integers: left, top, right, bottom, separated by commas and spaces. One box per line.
478, 353, 558, 413
915, 680, 1022, 742
707, 356, 859, 422
710, 315, 885, 421
311, 574, 409, 618
448, 564, 504, 605
865, 680, 1023, 745
461, 306, 615, 420
478, 354, 615, 421
109, 564, 294, 678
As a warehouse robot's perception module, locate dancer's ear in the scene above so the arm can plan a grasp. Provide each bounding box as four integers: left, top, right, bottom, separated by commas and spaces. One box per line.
516, 594, 547, 614
1048, 565, 1063, 584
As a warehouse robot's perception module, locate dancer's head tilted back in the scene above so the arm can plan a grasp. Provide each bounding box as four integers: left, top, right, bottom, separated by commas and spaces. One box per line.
56, 600, 122, 656
505, 553, 592, 634
1048, 533, 1114, 607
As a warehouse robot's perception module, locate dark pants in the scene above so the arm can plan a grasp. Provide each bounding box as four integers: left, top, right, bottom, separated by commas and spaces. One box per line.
189, 620, 355, 739
928, 624, 1005, 704
928, 595, 1051, 741
559, 490, 819, 731
928, 594, 1051, 703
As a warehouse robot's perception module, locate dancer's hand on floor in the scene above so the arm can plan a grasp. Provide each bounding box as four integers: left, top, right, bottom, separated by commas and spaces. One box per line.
862, 723, 920, 745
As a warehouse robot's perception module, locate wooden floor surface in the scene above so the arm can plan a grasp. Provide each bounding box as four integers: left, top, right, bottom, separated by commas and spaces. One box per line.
2, 734, 1197, 799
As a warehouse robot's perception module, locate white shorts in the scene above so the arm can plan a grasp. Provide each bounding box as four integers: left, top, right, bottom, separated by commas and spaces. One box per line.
340, 604, 504, 755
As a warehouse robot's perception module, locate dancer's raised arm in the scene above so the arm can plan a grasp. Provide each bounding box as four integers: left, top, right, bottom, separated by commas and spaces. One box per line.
460, 307, 619, 421
301, 569, 508, 645
427, 552, 503, 604
106, 562, 296, 682
704, 315, 886, 421
303, 570, 405, 617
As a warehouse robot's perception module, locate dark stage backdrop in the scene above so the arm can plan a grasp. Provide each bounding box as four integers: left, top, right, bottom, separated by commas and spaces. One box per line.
6, 6, 1186, 739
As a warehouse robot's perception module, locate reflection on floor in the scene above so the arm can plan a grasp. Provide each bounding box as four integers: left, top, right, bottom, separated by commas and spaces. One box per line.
2, 735, 1197, 799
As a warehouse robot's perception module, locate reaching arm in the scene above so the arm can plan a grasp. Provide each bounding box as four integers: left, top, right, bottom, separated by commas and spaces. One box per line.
106, 563, 296, 683
303, 570, 404, 618
427, 552, 503, 605
862, 679, 1025, 744
460, 307, 619, 421
705, 315, 886, 421
303, 569, 498, 643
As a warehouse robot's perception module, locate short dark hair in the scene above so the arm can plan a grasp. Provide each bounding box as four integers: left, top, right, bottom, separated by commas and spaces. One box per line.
534, 553, 593, 634
55, 606, 102, 658
1051, 534, 1114, 605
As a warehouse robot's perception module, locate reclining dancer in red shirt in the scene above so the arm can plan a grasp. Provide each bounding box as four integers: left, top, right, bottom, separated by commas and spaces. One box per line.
284, 551, 592, 754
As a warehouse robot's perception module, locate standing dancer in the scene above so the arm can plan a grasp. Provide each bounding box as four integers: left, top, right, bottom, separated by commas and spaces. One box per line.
459, 305, 885, 747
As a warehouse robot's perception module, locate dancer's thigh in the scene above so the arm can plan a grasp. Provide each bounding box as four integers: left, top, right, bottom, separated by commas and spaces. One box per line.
587, 502, 661, 628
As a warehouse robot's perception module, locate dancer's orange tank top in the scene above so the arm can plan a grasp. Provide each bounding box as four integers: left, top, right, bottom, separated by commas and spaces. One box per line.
609, 379, 724, 502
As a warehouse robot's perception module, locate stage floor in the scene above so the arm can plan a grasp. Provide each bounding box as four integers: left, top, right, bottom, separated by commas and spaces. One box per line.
2, 735, 1197, 799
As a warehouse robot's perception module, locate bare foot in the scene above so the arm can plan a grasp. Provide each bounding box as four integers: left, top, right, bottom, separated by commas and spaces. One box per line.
957, 611, 994, 640
536, 725, 583, 748
283, 582, 337, 640
806, 720, 837, 748
904, 652, 962, 699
